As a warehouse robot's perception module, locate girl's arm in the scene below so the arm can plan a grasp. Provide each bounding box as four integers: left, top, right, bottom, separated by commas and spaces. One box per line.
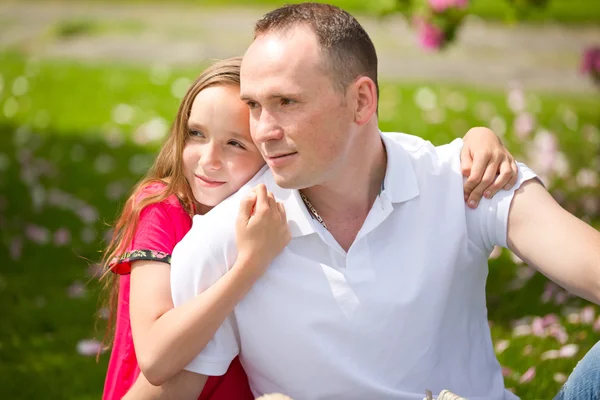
123, 370, 207, 400
129, 185, 289, 388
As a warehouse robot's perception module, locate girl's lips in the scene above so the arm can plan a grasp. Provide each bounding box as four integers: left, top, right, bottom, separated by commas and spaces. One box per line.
195, 175, 225, 188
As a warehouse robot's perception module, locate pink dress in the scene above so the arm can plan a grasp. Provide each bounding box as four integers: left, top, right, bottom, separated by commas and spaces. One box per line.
102, 184, 253, 400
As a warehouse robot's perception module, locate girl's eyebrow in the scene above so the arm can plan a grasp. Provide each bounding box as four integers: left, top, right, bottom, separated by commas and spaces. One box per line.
227, 131, 252, 142
187, 122, 206, 131
187, 122, 250, 142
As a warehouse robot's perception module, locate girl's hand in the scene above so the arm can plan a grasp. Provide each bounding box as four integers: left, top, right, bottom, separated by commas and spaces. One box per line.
461, 127, 518, 208
235, 184, 291, 277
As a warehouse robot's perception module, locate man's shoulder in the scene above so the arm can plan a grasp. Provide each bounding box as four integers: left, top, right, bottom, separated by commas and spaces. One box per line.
381, 131, 463, 173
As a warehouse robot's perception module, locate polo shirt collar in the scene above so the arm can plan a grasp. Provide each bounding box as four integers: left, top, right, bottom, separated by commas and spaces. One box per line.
285, 189, 320, 238
380, 131, 420, 204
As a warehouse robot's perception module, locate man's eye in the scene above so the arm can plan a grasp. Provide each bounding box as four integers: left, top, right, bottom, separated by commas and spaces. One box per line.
281, 98, 294, 106
247, 101, 259, 109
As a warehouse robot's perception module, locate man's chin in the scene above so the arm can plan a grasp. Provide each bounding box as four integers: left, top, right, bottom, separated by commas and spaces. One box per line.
272, 172, 306, 190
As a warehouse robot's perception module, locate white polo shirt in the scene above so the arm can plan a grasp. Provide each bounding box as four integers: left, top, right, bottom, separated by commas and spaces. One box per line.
171, 131, 536, 400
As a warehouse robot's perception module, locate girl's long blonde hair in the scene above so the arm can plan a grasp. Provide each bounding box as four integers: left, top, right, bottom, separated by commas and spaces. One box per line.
99, 57, 243, 349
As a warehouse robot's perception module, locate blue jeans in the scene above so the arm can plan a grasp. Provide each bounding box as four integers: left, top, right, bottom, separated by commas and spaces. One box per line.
554, 341, 600, 400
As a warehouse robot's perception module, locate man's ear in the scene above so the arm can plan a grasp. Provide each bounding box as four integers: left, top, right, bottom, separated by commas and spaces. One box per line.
353, 77, 378, 126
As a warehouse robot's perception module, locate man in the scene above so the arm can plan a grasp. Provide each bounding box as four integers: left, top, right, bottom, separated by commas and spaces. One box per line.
169, 3, 600, 399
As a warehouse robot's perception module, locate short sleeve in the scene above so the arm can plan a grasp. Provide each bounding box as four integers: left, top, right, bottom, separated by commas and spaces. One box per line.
171, 215, 240, 375
466, 162, 539, 254
110, 202, 176, 274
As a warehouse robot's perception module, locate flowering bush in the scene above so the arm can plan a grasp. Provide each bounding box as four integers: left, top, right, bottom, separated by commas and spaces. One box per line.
387, 0, 551, 51
581, 46, 600, 87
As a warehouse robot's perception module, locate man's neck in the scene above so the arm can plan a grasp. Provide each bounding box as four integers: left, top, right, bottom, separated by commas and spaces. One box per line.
302, 130, 387, 251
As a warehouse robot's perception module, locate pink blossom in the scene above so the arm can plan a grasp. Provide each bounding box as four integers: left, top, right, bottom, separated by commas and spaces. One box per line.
542, 313, 559, 327
414, 17, 444, 50
502, 367, 513, 378
554, 290, 567, 305
519, 367, 536, 384
581, 195, 599, 216
76, 339, 105, 356
507, 87, 526, 113
428, 0, 469, 12
559, 344, 579, 358
495, 340, 510, 354
581, 306, 595, 324
576, 169, 598, 188
87, 263, 104, 279
67, 280, 87, 298
53, 228, 71, 246
548, 324, 568, 344
527, 130, 558, 177
25, 224, 50, 244
581, 46, 600, 74
516, 266, 535, 281
531, 317, 546, 337
76, 205, 98, 224
541, 283, 557, 303
553, 152, 570, 178
98, 307, 110, 319
513, 112, 535, 139
593, 316, 600, 332
513, 324, 532, 337
567, 311, 581, 324
9, 237, 22, 260
522, 344, 532, 356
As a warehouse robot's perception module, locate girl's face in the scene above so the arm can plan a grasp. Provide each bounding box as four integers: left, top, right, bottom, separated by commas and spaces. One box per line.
183, 84, 265, 208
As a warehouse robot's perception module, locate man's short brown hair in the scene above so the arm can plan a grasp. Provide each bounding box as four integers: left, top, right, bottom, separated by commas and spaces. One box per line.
254, 3, 379, 101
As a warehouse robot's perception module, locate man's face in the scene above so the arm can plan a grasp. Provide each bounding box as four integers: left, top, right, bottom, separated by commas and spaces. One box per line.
240, 26, 356, 189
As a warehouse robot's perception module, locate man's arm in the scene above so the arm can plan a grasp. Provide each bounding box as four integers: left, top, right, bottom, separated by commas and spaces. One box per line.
507, 179, 600, 304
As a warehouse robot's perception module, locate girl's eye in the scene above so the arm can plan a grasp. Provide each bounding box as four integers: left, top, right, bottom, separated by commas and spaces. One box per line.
189, 130, 205, 138
228, 141, 245, 149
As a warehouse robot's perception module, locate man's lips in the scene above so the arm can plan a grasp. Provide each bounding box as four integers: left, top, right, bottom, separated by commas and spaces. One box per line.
264, 152, 298, 167
195, 175, 225, 187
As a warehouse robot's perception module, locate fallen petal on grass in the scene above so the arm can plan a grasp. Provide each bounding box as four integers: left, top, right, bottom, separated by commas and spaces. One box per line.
553, 373, 567, 384
519, 367, 536, 384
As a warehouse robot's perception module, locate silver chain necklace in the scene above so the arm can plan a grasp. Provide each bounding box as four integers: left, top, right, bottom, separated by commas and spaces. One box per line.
299, 191, 327, 230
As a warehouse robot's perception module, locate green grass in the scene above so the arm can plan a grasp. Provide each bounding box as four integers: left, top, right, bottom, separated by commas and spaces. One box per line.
49, 0, 600, 24
0, 51, 598, 399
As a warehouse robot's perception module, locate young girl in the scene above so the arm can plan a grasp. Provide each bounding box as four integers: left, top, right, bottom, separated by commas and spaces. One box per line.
101, 57, 287, 400
101, 56, 517, 399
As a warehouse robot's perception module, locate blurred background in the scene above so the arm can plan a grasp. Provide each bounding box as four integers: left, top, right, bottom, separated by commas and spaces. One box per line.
0, 0, 599, 398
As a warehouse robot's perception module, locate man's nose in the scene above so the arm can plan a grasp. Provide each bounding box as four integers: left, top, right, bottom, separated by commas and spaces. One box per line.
253, 108, 284, 143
